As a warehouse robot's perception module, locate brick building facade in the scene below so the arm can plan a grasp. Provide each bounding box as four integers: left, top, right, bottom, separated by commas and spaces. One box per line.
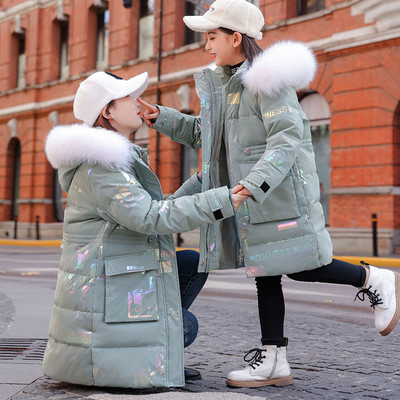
0, 0, 399, 254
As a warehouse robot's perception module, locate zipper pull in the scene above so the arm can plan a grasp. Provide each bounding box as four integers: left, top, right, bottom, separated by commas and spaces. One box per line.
239, 248, 244, 263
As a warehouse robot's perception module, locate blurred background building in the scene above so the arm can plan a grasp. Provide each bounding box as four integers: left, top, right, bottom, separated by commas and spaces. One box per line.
0, 0, 399, 254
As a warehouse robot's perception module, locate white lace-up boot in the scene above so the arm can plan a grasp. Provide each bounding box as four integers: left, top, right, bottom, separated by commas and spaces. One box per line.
355, 261, 400, 336
226, 345, 293, 388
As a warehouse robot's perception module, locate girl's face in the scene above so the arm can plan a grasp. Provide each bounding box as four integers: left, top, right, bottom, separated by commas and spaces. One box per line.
104, 96, 143, 138
205, 29, 245, 66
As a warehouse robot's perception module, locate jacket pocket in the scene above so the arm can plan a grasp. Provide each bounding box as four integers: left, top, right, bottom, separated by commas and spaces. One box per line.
240, 144, 266, 161
240, 163, 301, 224
104, 252, 159, 323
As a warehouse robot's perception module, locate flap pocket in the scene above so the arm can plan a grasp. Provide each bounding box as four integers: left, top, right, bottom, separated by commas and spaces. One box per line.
105, 252, 159, 323
105, 252, 158, 276
240, 163, 300, 224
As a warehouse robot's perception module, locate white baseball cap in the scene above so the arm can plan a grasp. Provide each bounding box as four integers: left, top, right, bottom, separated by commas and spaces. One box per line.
183, 0, 264, 40
73, 71, 149, 126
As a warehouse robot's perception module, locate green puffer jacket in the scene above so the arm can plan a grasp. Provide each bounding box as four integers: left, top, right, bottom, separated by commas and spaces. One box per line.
153, 41, 333, 277
43, 124, 234, 388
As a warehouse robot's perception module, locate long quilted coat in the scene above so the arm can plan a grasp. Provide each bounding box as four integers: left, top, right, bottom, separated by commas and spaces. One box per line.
43, 123, 234, 388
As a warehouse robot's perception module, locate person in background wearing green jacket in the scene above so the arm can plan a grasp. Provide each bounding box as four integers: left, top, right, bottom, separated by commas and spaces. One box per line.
139, 0, 400, 389
43, 70, 247, 389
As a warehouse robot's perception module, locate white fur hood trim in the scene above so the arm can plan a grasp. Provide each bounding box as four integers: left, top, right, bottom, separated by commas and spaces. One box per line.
242, 41, 317, 97
45, 124, 133, 170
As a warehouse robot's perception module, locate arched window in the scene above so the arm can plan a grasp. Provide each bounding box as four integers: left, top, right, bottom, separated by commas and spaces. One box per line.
6, 138, 21, 220
300, 93, 331, 224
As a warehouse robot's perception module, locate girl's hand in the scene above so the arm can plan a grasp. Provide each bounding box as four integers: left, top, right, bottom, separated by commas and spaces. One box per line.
137, 98, 160, 127
232, 184, 253, 197
232, 193, 248, 211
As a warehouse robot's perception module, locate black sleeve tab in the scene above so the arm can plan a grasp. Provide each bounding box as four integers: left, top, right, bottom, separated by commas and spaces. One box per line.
213, 209, 224, 220
260, 181, 270, 193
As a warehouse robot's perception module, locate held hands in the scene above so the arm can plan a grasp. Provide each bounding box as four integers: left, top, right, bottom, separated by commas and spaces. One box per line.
232, 184, 253, 197
137, 98, 160, 128
231, 184, 253, 211
232, 193, 248, 211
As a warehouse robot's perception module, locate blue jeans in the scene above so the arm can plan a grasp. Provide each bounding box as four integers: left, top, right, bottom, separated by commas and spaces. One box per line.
176, 250, 208, 348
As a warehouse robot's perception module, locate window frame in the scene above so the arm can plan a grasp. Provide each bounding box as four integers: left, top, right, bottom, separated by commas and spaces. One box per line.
183, 2, 202, 46
138, 0, 154, 59
58, 19, 69, 79
16, 32, 26, 88
95, 7, 109, 69
297, 0, 325, 16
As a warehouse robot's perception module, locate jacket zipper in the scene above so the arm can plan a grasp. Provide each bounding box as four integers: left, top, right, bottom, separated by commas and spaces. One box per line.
239, 248, 244, 264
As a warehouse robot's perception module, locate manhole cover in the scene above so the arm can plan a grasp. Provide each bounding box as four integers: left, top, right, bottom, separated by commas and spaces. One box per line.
0, 338, 47, 363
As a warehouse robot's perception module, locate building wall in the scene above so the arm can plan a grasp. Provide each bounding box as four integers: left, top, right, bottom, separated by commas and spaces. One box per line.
0, 0, 400, 254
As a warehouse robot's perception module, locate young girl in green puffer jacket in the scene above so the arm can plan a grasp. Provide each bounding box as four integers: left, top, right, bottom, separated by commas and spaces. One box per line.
139, 0, 400, 389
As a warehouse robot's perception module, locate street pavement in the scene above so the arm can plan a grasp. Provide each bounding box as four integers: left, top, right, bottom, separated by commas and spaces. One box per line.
1, 247, 400, 399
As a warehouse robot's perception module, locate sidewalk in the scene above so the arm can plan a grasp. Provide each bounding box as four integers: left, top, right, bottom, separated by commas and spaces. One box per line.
0, 279, 54, 400
1, 275, 400, 399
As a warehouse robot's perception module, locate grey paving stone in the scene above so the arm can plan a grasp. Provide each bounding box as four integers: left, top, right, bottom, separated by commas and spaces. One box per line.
0, 291, 15, 336
0, 384, 25, 400
1, 294, 400, 399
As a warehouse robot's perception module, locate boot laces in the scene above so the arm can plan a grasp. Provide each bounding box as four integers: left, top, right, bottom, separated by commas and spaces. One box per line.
354, 286, 383, 308
243, 348, 266, 370
354, 260, 383, 308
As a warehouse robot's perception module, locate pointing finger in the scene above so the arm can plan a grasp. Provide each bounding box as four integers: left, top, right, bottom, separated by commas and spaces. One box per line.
138, 98, 157, 113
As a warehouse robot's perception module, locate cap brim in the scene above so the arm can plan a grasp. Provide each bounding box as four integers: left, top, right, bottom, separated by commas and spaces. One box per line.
117, 72, 149, 100
183, 15, 219, 32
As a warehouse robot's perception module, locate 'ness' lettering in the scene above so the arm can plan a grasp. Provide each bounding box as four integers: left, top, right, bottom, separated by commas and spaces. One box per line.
263, 105, 299, 119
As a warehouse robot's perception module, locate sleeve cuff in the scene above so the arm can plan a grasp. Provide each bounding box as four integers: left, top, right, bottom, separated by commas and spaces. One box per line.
240, 179, 271, 204
205, 187, 235, 220
182, 172, 203, 196
152, 105, 174, 132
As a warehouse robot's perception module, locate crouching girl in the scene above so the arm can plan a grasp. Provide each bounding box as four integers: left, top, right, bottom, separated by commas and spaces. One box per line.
43, 70, 246, 389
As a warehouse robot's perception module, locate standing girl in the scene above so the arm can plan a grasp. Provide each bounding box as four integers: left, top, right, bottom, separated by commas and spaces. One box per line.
43, 70, 246, 388
139, 0, 400, 388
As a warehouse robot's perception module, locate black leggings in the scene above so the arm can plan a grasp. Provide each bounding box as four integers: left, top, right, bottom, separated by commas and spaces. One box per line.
255, 258, 367, 346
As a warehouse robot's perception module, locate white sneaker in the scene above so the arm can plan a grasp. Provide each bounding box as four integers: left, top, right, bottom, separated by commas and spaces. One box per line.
226, 345, 293, 388
355, 261, 400, 336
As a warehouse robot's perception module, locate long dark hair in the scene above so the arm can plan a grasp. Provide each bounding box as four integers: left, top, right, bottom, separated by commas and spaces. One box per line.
219, 27, 263, 65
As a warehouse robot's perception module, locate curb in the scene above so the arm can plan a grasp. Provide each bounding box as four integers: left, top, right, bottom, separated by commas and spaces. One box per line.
0, 239, 399, 268
0, 239, 61, 247
334, 255, 400, 268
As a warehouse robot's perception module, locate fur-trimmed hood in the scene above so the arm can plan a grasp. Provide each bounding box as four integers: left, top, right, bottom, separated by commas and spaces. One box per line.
46, 124, 134, 170
242, 40, 317, 97
45, 124, 136, 190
